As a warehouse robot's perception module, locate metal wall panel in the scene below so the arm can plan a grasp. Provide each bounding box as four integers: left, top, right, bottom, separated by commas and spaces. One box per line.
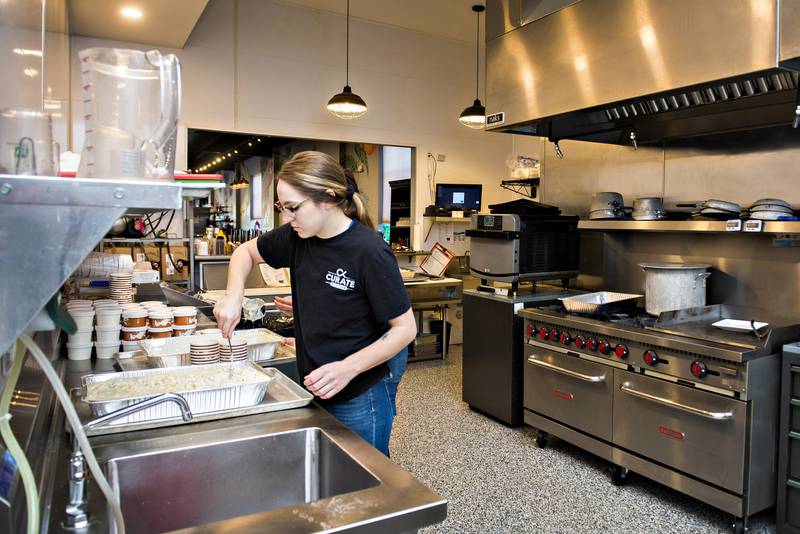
486, 0, 778, 129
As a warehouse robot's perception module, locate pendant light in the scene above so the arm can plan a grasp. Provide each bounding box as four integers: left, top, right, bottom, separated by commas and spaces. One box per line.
459, 5, 486, 129
230, 162, 250, 190
327, 0, 368, 119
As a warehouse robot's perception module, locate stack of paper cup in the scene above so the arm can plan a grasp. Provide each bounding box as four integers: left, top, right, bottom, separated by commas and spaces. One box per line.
121, 307, 148, 327
109, 272, 133, 304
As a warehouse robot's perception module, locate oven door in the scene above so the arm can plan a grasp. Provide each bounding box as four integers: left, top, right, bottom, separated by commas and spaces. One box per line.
613, 369, 747, 493
467, 236, 520, 281
524, 344, 613, 441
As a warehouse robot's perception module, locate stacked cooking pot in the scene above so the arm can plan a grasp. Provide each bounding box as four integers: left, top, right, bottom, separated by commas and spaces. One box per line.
589, 192, 625, 219
632, 197, 665, 220
747, 198, 795, 220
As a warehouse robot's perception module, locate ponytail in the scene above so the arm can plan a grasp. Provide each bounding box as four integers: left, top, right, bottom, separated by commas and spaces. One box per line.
278, 151, 375, 230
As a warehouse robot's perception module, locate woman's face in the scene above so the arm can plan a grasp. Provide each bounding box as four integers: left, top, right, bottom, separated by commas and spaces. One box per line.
276, 180, 330, 238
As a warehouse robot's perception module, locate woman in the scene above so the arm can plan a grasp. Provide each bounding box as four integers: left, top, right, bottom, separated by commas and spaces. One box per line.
214, 151, 416, 456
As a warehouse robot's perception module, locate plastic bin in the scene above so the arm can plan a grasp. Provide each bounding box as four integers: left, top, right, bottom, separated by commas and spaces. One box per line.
428, 320, 452, 354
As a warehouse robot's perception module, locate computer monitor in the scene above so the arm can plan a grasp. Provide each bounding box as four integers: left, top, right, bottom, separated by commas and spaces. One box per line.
435, 183, 482, 211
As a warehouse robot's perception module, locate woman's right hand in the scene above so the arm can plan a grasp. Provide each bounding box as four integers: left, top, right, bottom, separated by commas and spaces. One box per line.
213, 293, 243, 338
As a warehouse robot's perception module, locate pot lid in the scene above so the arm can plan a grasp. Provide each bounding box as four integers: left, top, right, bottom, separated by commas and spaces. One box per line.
639, 262, 711, 270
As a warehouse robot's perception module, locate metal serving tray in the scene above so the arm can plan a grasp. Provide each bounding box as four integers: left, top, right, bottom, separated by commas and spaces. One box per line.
76, 366, 313, 436
139, 328, 283, 363
81, 362, 271, 422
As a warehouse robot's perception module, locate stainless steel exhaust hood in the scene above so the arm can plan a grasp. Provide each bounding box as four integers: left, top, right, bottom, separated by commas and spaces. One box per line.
485, 0, 800, 146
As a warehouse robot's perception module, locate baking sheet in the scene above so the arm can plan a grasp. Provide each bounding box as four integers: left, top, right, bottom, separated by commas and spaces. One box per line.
75, 366, 313, 436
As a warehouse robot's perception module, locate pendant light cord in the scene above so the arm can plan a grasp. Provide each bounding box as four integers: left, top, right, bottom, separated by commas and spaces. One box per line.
475, 9, 479, 100
346, 0, 350, 86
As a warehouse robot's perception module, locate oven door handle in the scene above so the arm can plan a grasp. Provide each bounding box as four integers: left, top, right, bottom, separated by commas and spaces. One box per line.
620, 383, 734, 420
528, 356, 607, 383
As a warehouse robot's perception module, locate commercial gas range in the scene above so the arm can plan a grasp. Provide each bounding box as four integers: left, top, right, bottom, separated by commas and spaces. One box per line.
518, 303, 800, 532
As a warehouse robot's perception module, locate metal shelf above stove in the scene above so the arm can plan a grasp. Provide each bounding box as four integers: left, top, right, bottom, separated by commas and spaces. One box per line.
578, 220, 800, 234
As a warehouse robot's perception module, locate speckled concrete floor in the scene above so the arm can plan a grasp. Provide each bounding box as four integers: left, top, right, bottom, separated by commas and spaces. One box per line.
390, 346, 776, 534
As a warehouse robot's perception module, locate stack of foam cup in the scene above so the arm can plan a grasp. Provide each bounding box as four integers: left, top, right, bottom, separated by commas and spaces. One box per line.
65, 300, 95, 360
219, 338, 248, 362
190, 337, 220, 365
93, 300, 122, 359
108, 272, 133, 304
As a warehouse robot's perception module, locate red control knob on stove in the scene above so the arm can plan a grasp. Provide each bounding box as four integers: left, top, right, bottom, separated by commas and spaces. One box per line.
538, 327, 548, 340
598, 340, 612, 354
643, 350, 659, 366
614, 344, 629, 359
690, 361, 707, 378
560, 332, 572, 345
586, 337, 598, 351
549, 329, 560, 342
574, 335, 586, 349
525, 324, 534, 337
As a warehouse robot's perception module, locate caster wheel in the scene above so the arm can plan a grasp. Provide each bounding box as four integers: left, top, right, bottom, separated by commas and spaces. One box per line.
535, 431, 548, 448
610, 466, 632, 486
732, 519, 748, 533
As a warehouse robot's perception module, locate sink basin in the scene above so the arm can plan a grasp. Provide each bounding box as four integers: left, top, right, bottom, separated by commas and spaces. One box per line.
106, 427, 380, 534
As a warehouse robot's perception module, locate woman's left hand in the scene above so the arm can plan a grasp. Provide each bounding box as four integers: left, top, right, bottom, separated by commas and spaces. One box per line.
304, 361, 357, 400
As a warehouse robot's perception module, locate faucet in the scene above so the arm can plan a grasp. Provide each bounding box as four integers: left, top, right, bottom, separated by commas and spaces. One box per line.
63, 393, 192, 530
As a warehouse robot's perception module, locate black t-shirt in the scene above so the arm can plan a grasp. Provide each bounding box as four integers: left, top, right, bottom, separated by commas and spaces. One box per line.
256, 221, 411, 404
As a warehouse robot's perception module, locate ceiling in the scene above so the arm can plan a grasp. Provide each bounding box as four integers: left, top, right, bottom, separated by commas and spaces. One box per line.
68, 0, 209, 48
54, 0, 484, 49
187, 129, 295, 174
277, 0, 486, 43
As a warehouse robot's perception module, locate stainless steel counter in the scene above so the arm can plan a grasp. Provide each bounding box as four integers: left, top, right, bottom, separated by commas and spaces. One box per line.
39, 360, 447, 533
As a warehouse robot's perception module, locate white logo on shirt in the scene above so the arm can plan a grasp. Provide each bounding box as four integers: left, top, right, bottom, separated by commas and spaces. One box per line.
325, 268, 356, 291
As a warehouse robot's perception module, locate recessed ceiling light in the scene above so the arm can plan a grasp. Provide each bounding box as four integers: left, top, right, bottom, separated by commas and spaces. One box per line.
121, 7, 143, 19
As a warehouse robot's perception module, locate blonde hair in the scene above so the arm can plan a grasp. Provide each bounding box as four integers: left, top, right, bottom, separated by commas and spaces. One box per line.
277, 151, 374, 230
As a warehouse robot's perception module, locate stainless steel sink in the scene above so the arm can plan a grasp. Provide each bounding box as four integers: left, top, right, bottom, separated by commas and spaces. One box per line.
106, 427, 380, 534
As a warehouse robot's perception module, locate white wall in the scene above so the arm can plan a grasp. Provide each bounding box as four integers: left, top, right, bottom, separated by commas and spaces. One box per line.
66, 0, 518, 244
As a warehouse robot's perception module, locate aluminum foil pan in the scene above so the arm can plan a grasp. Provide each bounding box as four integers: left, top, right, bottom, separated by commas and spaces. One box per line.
559, 292, 642, 314
80, 362, 271, 424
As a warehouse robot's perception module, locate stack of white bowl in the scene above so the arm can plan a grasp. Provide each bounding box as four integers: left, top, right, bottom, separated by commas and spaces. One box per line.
190, 338, 220, 365
65, 300, 94, 360
219, 338, 248, 362
93, 300, 122, 359
748, 198, 795, 220
109, 272, 133, 304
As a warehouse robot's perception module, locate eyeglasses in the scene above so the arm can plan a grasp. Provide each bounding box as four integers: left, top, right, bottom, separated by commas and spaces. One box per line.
274, 198, 310, 214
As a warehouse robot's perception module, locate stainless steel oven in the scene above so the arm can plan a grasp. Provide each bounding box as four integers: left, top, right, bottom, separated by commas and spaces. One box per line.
518, 304, 797, 532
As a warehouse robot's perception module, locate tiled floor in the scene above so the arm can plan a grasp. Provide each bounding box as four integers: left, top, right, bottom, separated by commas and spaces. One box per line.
390, 346, 776, 534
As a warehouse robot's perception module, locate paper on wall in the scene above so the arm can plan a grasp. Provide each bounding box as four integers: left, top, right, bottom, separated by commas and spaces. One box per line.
259, 264, 291, 287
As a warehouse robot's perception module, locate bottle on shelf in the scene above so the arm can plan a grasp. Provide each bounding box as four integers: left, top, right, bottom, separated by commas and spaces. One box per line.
214, 229, 227, 256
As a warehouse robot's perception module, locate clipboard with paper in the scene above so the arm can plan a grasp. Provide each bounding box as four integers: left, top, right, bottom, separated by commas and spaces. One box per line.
420, 242, 455, 277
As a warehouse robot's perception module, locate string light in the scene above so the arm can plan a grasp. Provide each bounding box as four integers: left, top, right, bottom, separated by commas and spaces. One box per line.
192, 136, 269, 173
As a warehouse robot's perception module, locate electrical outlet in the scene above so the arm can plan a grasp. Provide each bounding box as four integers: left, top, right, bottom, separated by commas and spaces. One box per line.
436, 154, 446, 162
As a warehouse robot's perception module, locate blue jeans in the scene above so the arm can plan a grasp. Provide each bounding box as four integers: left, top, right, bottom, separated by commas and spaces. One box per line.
326, 374, 394, 456
386, 348, 408, 416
